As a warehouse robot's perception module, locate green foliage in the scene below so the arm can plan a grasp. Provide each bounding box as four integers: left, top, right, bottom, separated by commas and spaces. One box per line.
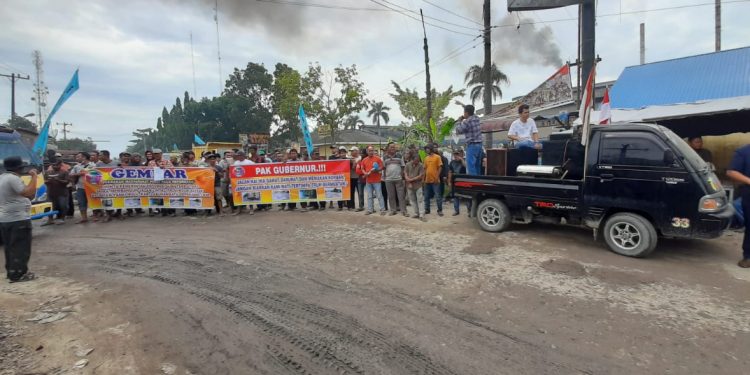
271, 63, 303, 144
57, 137, 97, 152
464, 63, 510, 105
6, 116, 37, 132
301, 63, 369, 141
389, 82, 464, 126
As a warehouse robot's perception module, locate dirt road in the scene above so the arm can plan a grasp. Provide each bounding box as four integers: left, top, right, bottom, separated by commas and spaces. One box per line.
1, 210, 748, 374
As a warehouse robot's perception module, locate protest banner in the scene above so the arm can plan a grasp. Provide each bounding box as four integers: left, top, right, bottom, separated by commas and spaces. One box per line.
84, 167, 215, 210
230, 160, 351, 206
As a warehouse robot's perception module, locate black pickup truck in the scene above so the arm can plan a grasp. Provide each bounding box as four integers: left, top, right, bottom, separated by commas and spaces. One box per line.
453, 123, 734, 257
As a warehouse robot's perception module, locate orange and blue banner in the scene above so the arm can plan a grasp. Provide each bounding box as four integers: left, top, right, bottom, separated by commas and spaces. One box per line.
83, 167, 215, 210
230, 160, 351, 206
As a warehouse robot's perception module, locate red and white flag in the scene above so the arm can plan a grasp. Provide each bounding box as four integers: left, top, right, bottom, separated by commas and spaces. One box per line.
578, 64, 596, 146
599, 87, 611, 125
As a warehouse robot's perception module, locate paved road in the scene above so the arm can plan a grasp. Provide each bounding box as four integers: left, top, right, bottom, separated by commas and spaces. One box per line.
2, 210, 748, 374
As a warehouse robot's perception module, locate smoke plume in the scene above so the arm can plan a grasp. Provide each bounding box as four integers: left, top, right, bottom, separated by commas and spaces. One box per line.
492, 15, 563, 67
181, 0, 307, 39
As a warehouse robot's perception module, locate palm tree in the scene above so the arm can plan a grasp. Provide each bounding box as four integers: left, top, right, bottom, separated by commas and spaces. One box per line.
368, 101, 390, 139
464, 63, 510, 105
368, 102, 391, 127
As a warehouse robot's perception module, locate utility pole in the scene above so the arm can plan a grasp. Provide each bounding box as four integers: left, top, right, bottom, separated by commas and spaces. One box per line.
190, 32, 197, 98
214, 0, 223, 94
715, 0, 721, 52
580, 0, 596, 93
639, 23, 645, 65
420, 9, 433, 140
57, 122, 72, 141
0, 72, 30, 118
482, 0, 492, 149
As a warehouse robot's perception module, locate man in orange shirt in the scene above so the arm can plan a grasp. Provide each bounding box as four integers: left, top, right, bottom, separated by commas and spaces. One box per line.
360, 145, 386, 215
423, 145, 444, 216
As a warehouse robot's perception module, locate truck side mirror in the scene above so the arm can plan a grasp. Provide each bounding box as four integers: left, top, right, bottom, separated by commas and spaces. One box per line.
663, 149, 676, 166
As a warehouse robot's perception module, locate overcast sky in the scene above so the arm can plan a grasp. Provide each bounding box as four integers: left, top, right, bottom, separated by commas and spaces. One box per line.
1, 0, 749, 152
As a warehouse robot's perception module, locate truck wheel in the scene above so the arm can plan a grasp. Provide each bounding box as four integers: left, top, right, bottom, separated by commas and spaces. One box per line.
603, 213, 657, 258
477, 199, 511, 232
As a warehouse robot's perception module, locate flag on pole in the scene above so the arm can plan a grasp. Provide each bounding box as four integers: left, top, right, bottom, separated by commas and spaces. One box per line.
599, 87, 611, 125
298, 105, 314, 158
578, 64, 596, 146
32, 69, 80, 158
173, 143, 179, 151
194, 134, 206, 145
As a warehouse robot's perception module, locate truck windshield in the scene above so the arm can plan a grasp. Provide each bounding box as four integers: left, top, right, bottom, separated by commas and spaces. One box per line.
660, 126, 709, 172
0, 138, 42, 172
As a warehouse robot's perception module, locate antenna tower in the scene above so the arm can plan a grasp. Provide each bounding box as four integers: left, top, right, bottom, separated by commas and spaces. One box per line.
31, 50, 49, 129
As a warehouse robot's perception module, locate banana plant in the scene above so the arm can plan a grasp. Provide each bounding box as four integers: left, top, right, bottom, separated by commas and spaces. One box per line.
411, 117, 457, 161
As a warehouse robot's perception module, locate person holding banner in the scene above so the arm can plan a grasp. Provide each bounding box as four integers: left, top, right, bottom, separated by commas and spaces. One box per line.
360, 146, 386, 216
349, 147, 364, 211
206, 154, 224, 216
232, 151, 255, 215
69, 152, 96, 224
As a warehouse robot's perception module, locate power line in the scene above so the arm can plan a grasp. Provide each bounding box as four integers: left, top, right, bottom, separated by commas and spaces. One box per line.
422, 0, 482, 26
379, 0, 480, 31
256, 0, 388, 11
371, 36, 481, 100
368, 0, 479, 37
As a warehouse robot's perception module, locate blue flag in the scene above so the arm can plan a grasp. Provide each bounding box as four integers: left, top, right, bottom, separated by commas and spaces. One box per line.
194, 134, 206, 145
298, 105, 314, 158
33, 69, 80, 158
173, 143, 179, 151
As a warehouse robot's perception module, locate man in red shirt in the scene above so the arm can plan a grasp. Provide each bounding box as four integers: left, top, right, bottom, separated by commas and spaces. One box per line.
360, 145, 386, 215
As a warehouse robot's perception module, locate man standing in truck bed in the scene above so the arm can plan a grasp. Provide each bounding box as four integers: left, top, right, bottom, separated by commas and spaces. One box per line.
455, 105, 483, 175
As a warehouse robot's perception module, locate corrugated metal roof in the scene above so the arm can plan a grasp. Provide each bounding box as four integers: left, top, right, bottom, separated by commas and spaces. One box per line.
610, 47, 750, 109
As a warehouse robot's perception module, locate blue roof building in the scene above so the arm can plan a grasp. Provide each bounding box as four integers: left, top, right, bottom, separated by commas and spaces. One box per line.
610, 47, 750, 109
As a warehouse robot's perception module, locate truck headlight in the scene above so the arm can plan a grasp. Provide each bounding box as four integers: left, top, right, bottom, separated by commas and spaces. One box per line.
699, 195, 726, 213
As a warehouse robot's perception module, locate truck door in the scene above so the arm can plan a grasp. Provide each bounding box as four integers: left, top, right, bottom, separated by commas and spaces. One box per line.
586, 131, 694, 236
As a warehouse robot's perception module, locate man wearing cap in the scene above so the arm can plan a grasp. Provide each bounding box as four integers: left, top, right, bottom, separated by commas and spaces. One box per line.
1, 156, 39, 282
147, 148, 173, 168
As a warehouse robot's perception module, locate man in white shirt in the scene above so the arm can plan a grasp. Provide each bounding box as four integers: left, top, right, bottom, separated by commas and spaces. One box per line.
1, 157, 38, 282
508, 104, 542, 150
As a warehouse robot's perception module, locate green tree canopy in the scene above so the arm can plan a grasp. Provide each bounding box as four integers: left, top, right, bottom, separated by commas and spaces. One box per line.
6, 116, 37, 132
390, 82, 464, 125
301, 63, 369, 142
57, 137, 97, 152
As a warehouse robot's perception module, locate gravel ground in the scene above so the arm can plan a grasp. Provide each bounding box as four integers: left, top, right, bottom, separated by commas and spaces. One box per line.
1, 208, 748, 374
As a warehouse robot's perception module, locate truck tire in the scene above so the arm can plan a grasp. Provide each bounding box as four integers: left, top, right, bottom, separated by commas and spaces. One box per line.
603, 213, 657, 258
477, 199, 511, 233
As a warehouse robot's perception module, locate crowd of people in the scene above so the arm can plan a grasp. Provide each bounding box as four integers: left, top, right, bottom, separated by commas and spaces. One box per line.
38, 141, 473, 226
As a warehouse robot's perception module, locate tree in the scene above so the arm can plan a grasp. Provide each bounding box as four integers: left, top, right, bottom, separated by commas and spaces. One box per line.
390, 82, 464, 125
56, 137, 97, 151
464, 63, 510, 105
343, 115, 365, 130
300, 63, 369, 143
6, 116, 37, 132
271, 63, 303, 145
367, 101, 390, 127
